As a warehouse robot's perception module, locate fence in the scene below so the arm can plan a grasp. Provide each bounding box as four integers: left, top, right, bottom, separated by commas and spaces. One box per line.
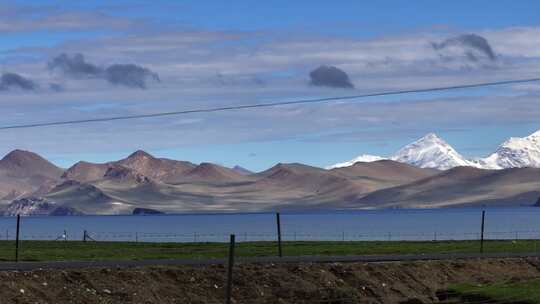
3, 210, 540, 265
3, 211, 540, 303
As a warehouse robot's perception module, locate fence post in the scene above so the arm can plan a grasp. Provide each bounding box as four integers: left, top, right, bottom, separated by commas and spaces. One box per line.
225, 234, 235, 304
15, 214, 20, 262
480, 210, 485, 254
83, 230, 87, 242
276, 212, 282, 257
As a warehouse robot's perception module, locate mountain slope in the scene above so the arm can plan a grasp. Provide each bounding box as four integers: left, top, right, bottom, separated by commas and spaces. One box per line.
62, 150, 198, 184
62, 161, 110, 183
0, 150, 64, 199
45, 180, 127, 214
232, 165, 253, 176
253, 163, 370, 206
355, 166, 540, 208
181, 163, 249, 184
116, 150, 197, 183
331, 160, 439, 189
0, 150, 63, 178
328, 155, 386, 169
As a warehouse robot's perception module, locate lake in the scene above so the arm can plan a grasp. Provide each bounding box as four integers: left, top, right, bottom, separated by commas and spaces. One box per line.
1, 208, 540, 242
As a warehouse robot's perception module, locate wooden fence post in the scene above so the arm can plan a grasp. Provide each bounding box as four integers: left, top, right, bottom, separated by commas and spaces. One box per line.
15, 215, 21, 262
276, 212, 283, 257
225, 234, 236, 304
480, 210, 486, 254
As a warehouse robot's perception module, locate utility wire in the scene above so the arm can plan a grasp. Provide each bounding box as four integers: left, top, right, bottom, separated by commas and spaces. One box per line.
1, 77, 539, 131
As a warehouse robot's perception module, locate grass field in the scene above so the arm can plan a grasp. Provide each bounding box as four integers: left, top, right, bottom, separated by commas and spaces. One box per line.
448, 279, 540, 303
0, 239, 538, 262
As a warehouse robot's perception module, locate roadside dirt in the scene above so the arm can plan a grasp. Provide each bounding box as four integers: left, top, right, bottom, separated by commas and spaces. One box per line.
1, 258, 540, 303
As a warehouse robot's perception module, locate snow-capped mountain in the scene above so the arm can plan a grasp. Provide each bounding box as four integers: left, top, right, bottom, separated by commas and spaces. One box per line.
390, 133, 474, 170
327, 154, 386, 169
330, 133, 474, 170
329, 130, 540, 171
474, 130, 540, 169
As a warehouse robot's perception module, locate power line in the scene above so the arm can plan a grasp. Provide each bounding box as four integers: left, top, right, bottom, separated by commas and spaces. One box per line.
1, 77, 539, 131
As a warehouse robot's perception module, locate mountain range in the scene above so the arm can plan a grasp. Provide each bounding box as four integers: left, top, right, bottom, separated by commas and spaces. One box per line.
1, 150, 440, 214
1, 130, 540, 215
330, 130, 540, 170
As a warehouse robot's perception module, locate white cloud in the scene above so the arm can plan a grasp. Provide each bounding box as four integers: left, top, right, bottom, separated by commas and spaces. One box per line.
0, 5, 136, 32
1, 11, 540, 164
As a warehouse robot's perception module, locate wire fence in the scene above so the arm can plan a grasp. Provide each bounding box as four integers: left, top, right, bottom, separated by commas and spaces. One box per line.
5, 230, 540, 242
3, 213, 540, 303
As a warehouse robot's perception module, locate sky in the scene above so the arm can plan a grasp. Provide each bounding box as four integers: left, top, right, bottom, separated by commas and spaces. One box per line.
1, 0, 540, 171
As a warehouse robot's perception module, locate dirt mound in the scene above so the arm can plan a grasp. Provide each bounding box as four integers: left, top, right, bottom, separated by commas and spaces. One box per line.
2, 258, 540, 303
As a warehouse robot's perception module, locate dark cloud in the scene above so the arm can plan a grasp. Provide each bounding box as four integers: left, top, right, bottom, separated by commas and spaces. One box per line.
309, 65, 354, 89
432, 34, 496, 62
215, 72, 265, 87
105, 64, 160, 89
0, 73, 37, 91
49, 83, 64, 92
48, 53, 160, 89
48, 53, 102, 78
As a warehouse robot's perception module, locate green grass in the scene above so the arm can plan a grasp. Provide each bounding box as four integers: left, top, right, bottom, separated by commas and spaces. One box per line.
0, 239, 538, 262
449, 279, 540, 303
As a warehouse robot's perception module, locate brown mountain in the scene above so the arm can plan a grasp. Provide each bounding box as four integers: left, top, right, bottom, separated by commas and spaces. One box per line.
116, 150, 196, 183
232, 165, 253, 176
45, 180, 123, 215
103, 165, 153, 185
0, 150, 63, 178
5, 148, 539, 214
253, 163, 370, 207
62, 150, 197, 184
331, 159, 438, 187
355, 166, 540, 208
181, 163, 250, 183
0, 150, 64, 199
62, 161, 110, 183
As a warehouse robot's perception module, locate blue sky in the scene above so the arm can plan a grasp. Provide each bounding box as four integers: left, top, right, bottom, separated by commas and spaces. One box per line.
1, 1, 540, 170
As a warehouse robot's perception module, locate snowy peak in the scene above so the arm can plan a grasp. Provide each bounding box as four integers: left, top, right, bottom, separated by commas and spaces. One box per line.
329, 133, 474, 170
327, 154, 386, 169
528, 130, 540, 139
390, 133, 472, 170
330, 129, 540, 171
478, 130, 540, 169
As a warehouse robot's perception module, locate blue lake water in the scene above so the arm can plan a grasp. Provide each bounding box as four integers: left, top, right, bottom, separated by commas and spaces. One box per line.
1, 208, 540, 242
